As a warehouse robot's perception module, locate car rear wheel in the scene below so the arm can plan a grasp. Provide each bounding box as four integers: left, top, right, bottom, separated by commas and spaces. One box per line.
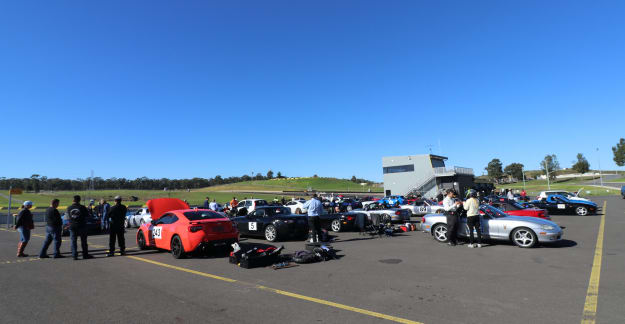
330, 219, 342, 232
511, 227, 537, 248
381, 214, 392, 224
265, 225, 278, 242
576, 206, 588, 216
432, 224, 449, 243
140, 219, 145, 226
171, 235, 186, 259
346, 205, 353, 211
137, 230, 147, 250
125, 218, 130, 228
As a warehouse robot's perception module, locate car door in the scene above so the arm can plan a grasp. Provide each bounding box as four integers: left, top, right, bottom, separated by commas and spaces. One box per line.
247, 209, 266, 236
151, 214, 173, 249
159, 214, 179, 250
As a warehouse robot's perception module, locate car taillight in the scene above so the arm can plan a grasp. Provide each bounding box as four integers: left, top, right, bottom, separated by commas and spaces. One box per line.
395, 211, 401, 215
421, 216, 426, 223
346, 216, 354, 221
189, 226, 203, 233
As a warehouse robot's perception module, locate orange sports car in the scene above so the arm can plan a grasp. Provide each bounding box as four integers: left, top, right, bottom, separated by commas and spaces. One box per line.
137, 198, 239, 259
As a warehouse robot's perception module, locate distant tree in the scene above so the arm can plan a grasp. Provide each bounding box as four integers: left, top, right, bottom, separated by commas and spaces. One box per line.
612, 138, 625, 167
503, 163, 524, 180
351, 175, 357, 182
572, 153, 590, 174
540, 154, 560, 180
485, 159, 503, 182
30, 174, 41, 193
276, 171, 284, 178
254, 173, 264, 180
266, 170, 274, 179
313, 174, 318, 178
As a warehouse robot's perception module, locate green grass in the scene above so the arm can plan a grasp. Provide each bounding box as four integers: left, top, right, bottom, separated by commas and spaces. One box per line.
607, 177, 625, 183
499, 177, 619, 197
196, 177, 383, 193
0, 190, 296, 211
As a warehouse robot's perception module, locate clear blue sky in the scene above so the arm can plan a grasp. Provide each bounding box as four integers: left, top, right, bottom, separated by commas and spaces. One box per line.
1, 1, 624, 181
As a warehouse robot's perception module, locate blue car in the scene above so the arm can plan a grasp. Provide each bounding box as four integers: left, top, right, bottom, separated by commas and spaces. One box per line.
527, 195, 598, 216
378, 195, 406, 206
62, 213, 102, 236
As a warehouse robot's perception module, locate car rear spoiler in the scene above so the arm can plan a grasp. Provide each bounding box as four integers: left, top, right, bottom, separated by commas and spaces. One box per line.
146, 198, 189, 221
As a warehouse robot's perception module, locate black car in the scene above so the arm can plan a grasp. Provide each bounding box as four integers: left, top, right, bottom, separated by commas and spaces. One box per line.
524, 195, 598, 216
232, 206, 309, 242
319, 212, 369, 232
62, 213, 102, 236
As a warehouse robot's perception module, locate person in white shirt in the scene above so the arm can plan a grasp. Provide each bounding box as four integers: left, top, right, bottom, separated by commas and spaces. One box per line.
507, 190, 514, 200
442, 189, 462, 246
209, 199, 218, 211
463, 190, 482, 248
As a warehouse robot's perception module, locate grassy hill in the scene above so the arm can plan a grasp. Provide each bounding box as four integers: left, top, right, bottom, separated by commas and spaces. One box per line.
196, 177, 383, 193
498, 177, 620, 197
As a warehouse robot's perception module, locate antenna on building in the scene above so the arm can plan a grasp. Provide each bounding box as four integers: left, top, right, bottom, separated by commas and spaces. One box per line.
426, 144, 433, 154
89, 170, 95, 191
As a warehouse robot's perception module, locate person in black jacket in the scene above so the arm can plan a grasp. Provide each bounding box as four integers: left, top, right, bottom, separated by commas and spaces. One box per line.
15, 201, 34, 257
107, 196, 127, 256
39, 199, 64, 258
67, 195, 93, 260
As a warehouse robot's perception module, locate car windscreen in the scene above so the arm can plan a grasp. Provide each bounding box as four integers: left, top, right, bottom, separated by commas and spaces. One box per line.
183, 211, 224, 220
510, 202, 525, 210
480, 205, 507, 218
255, 200, 268, 206
263, 207, 291, 216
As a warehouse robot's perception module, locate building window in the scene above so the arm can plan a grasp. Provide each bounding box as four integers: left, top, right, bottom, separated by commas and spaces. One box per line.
383, 164, 415, 174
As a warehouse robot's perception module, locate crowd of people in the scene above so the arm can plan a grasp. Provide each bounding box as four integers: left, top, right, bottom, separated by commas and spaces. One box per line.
14, 195, 129, 260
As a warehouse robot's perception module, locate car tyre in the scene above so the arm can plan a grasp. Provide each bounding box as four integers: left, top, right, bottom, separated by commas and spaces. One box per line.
575, 206, 588, 216
381, 214, 392, 224
137, 230, 147, 250
432, 224, 449, 243
125, 218, 130, 228
264, 225, 278, 242
330, 219, 342, 232
511, 227, 537, 248
171, 235, 186, 259
346, 205, 353, 211
140, 219, 146, 226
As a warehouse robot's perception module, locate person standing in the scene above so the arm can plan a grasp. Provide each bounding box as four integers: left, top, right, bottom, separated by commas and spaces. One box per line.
67, 195, 93, 260
98, 199, 111, 232
15, 201, 35, 257
203, 197, 210, 209
107, 196, 127, 256
39, 199, 64, 258
209, 199, 218, 211
230, 197, 238, 209
507, 189, 514, 200
463, 191, 482, 248
442, 189, 462, 246
303, 194, 323, 243
520, 189, 527, 201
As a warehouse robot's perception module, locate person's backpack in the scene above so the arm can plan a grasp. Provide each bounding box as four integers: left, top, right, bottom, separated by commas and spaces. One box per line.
292, 250, 319, 264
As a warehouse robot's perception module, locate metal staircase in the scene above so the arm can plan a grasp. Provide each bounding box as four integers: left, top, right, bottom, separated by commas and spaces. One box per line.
405, 175, 437, 197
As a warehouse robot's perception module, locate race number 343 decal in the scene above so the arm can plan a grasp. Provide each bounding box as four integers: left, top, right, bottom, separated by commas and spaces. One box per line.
153, 226, 162, 239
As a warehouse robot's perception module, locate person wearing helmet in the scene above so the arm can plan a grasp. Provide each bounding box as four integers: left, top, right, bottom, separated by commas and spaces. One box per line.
15, 201, 35, 257
463, 190, 482, 248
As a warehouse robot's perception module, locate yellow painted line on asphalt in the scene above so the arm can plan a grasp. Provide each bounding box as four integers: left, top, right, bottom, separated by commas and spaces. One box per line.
127, 255, 423, 324
581, 200, 607, 324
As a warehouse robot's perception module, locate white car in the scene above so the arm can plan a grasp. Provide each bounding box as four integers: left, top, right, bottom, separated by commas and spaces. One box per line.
285, 200, 308, 214
401, 199, 445, 216
236, 199, 269, 215
355, 202, 411, 223
537, 189, 591, 202
125, 208, 151, 228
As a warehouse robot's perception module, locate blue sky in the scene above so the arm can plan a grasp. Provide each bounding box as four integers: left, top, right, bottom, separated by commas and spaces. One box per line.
1, 1, 624, 181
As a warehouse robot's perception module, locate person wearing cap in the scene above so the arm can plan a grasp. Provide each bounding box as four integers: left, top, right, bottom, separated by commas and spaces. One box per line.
442, 189, 462, 246
39, 199, 64, 258
67, 195, 93, 260
15, 201, 35, 257
107, 196, 127, 256
303, 194, 323, 243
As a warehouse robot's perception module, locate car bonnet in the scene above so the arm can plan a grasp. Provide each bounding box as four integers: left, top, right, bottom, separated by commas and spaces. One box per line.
503, 215, 560, 227
146, 198, 189, 221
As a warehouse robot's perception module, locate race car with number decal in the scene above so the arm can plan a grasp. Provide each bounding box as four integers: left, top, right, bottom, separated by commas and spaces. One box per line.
400, 199, 445, 216
486, 198, 549, 219
136, 198, 239, 259
231, 206, 309, 242
525, 195, 598, 216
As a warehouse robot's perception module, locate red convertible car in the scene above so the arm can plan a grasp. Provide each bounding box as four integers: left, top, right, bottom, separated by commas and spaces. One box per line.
488, 199, 549, 219
137, 198, 239, 259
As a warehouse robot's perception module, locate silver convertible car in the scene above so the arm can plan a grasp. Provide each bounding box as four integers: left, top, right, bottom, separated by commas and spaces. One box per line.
421, 204, 563, 248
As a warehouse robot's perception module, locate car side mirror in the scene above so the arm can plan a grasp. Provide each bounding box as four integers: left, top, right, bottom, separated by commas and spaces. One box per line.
150, 220, 156, 226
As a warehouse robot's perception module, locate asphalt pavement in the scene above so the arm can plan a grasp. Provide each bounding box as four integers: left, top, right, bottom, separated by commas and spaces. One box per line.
0, 196, 623, 324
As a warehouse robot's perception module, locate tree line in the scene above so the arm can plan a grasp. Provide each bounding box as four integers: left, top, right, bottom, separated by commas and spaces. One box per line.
0, 170, 287, 192
483, 137, 625, 183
